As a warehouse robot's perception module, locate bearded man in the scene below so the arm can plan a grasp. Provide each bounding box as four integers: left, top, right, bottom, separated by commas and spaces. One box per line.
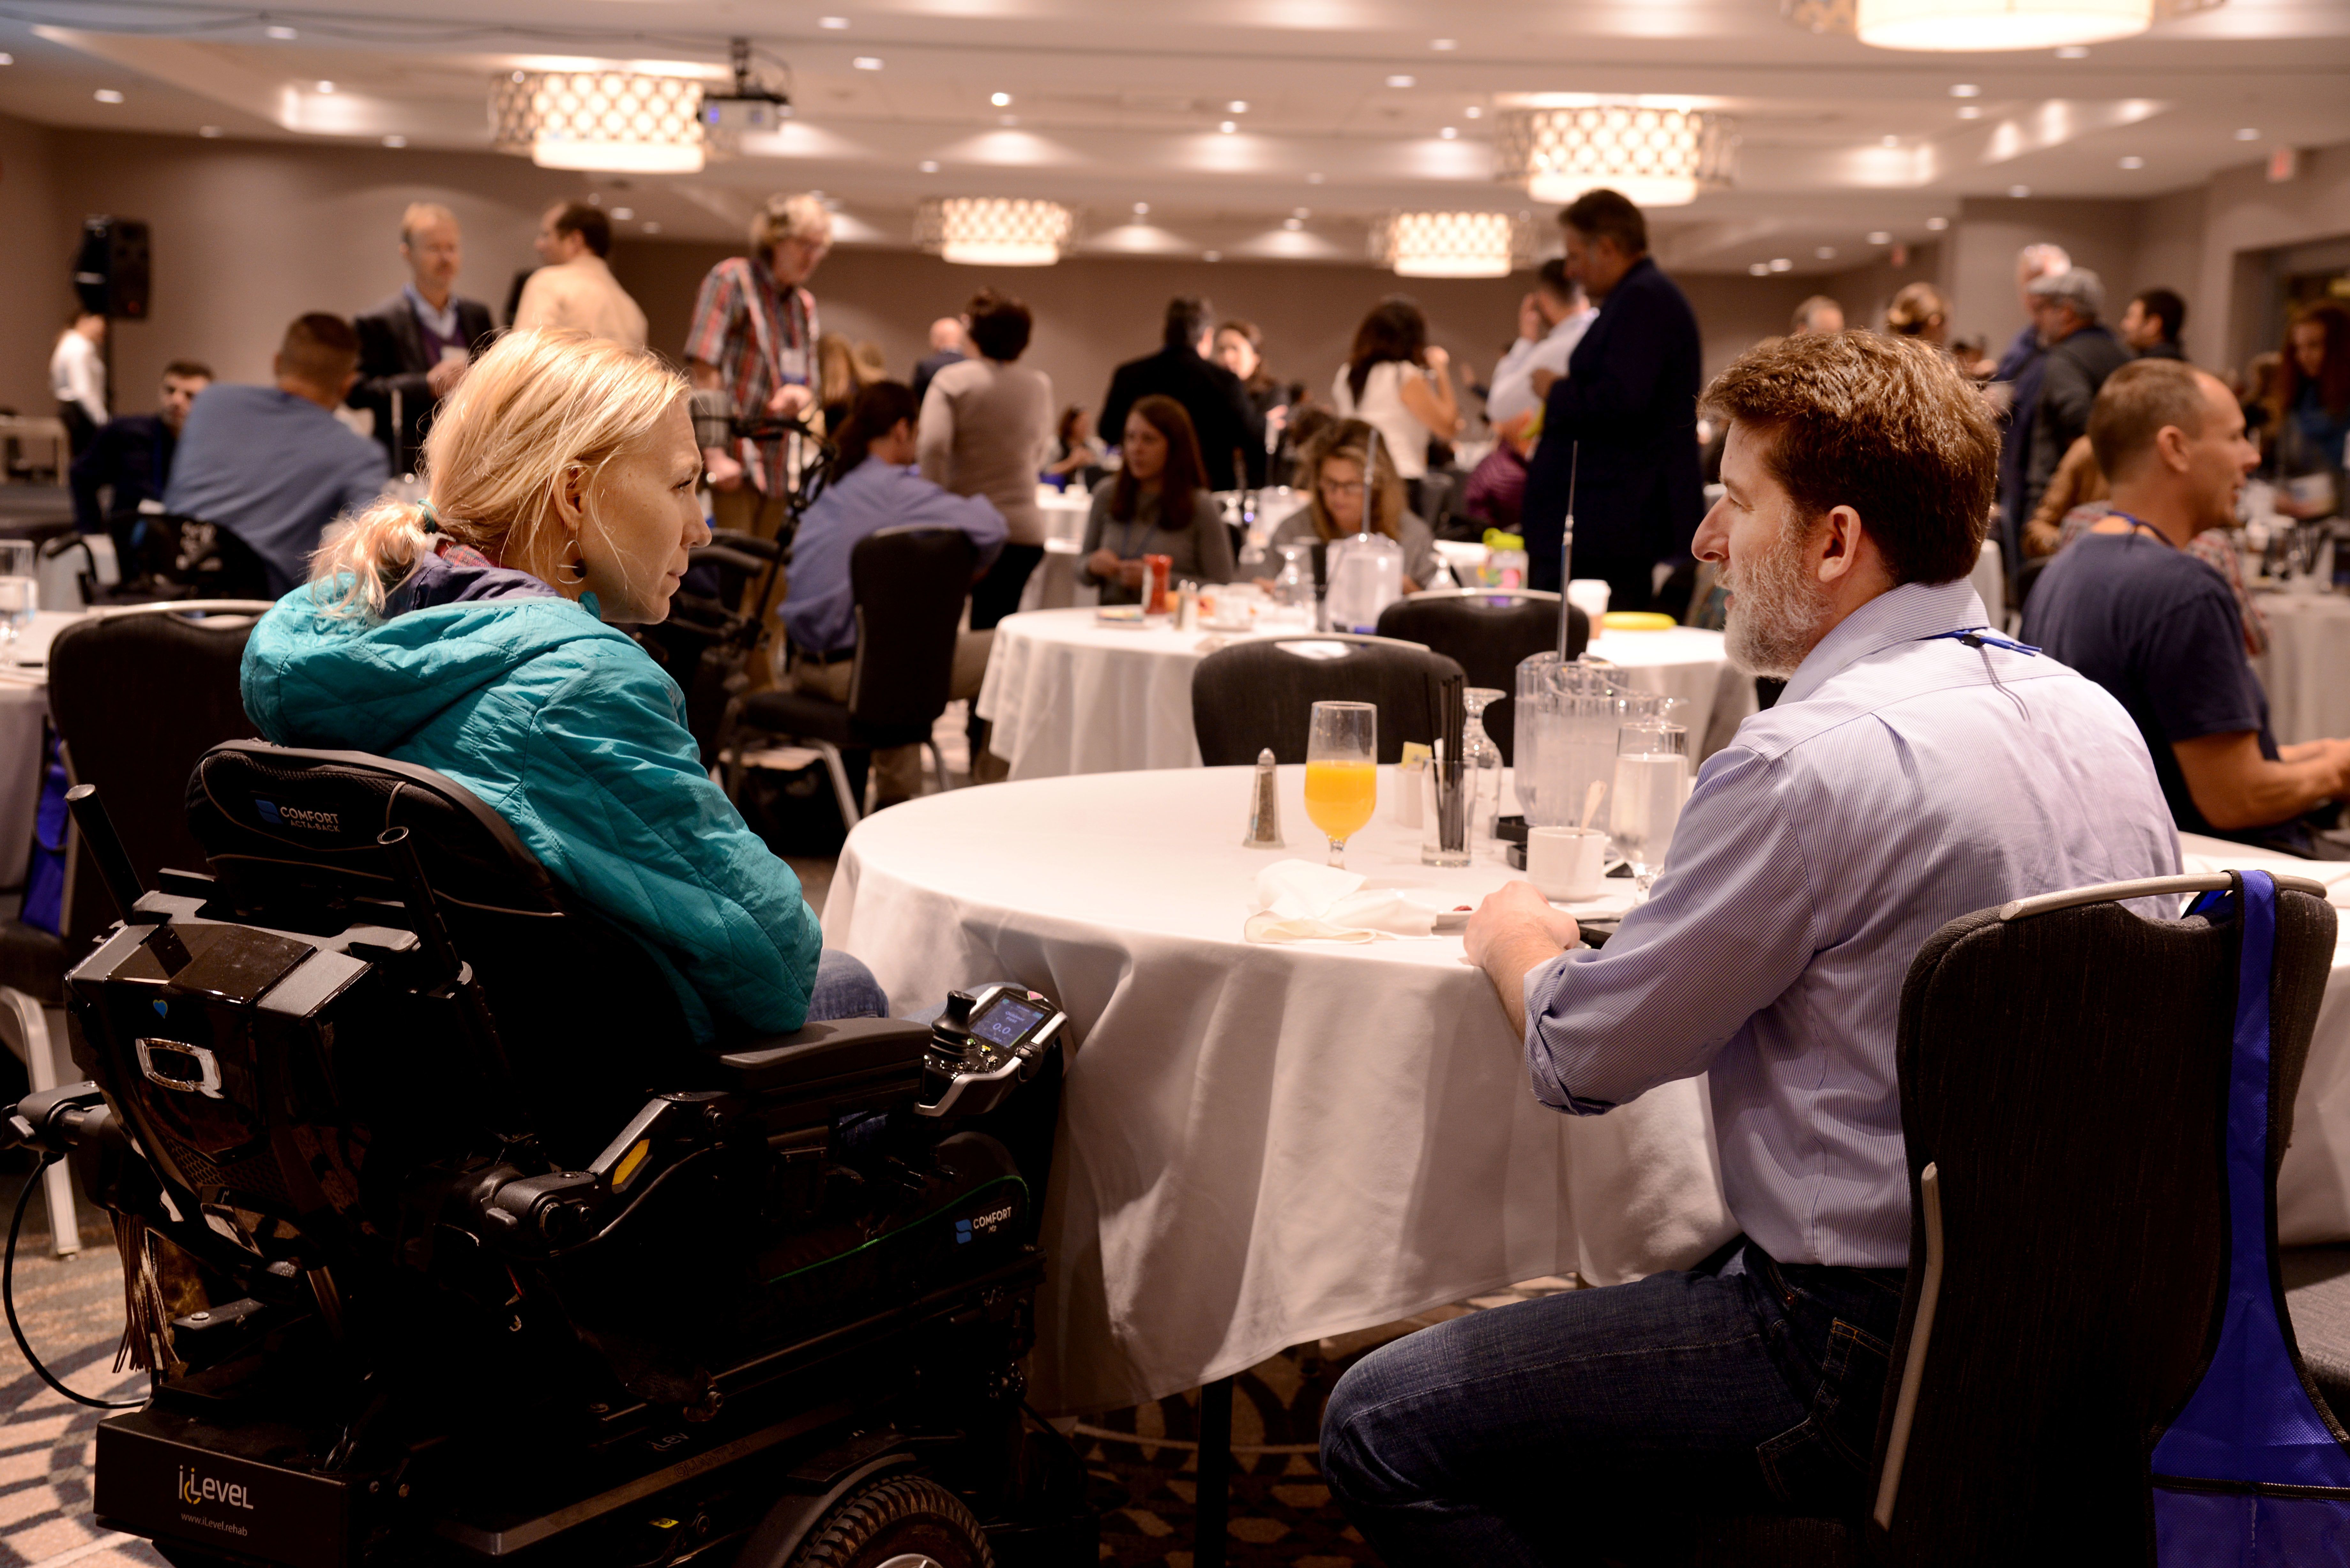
1317, 332, 2178, 1563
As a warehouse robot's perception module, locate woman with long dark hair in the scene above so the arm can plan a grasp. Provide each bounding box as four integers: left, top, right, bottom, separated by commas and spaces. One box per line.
1264, 417, 1438, 592
2270, 302, 2350, 520
1216, 318, 1289, 468
1332, 297, 1459, 500
1079, 394, 1234, 604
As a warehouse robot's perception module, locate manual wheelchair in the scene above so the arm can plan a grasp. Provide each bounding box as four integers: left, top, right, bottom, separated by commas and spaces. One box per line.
4, 740, 1092, 1568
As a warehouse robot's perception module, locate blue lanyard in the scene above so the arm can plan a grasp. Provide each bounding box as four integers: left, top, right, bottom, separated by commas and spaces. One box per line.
1924, 626, 2039, 656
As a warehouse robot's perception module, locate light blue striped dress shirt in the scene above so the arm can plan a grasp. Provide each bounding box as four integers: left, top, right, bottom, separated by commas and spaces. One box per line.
1523, 577, 2180, 1267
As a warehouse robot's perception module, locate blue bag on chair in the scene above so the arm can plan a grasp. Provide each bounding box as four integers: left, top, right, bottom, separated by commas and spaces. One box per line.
2151, 870, 2350, 1560
20, 728, 68, 936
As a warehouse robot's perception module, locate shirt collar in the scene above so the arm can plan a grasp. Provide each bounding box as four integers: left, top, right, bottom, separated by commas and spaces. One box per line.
1546, 307, 1597, 341
1777, 577, 1991, 705
403, 283, 459, 338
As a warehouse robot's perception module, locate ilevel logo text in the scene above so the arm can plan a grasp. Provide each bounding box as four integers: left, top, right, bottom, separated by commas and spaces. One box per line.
178, 1465, 256, 1511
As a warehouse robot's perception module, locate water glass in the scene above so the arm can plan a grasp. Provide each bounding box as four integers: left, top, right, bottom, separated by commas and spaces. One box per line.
0, 540, 35, 646
1304, 701, 1377, 868
1611, 722, 1689, 900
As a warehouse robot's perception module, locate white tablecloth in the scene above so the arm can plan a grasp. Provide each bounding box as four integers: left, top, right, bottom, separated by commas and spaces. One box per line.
975, 607, 1752, 783
2252, 591, 2350, 747
0, 612, 80, 888
822, 765, 1735, 1414
2179, 833, 2350, 1246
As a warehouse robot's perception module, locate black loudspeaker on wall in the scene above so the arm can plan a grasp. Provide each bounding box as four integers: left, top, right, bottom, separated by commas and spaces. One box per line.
74, 215, 150, 320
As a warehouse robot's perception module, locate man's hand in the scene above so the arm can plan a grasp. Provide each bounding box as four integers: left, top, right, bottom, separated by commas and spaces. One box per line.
1463, 880, 1580, 1037
702, 447, 746, 493
1529, 367, 1559, 400
765, 382, 815, 419
426, 357, 468, 398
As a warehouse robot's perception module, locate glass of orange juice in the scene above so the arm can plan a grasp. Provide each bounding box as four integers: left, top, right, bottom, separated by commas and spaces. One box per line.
1304, 701, 1378, 868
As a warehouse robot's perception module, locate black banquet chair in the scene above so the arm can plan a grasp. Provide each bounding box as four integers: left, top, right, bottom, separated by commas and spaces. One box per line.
1190, 633, 1463, 766
1374, 588, 1588, 765
1690, 867, 2344, 1566
718, 525, 975, 825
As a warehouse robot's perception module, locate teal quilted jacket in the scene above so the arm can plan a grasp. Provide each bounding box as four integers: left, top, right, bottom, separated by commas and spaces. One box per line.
241, 567, 822, 1043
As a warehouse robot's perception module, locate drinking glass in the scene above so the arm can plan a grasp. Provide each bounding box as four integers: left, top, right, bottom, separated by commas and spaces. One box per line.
1611, 722, 1688, 900
1303, 701, 1377, 868
0, 541, 34, 647
1461, 687, 1505, 843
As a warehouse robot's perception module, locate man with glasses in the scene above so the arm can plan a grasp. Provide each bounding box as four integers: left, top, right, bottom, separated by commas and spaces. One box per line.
685, 192, 834, 549
350, 203, 495, 473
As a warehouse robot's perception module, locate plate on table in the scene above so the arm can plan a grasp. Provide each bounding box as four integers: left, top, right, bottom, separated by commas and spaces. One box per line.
1094, 605, 1148, 628
1602, 611, 1678, 632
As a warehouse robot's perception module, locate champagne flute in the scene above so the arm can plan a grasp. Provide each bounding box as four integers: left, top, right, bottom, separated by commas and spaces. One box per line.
1611, 722, 1688, 900
1303, 701, 1378, 868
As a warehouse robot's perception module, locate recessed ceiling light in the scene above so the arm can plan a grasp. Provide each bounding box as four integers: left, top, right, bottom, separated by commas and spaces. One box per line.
1219, 120, 1236, 133
94, 88, 124, 103
200, 124, 223, 137
1464, 105, 1482, 119
1868, 230, 1891, 244
1957, 105, 1983, 120
853, 56, 882, 70
990, 92, 1010, 107
819, 15, 849, 26
1439, 126, 1457, 139
611, 207, 635, 220
642, 222, 661, 234
2119, 155, 2145, 169
1283, 217, 1303, 230
0, 52, 15, 65
1133, 202, 1149, 216
1950, 83, 1981, 97
2055, 44, 2089, 58
1386, 74, 1415, 88
1749, 262, 1771, 276
264, 24, 297, 38
1926, 215, 1949, 230
1203, 250, 1222, 262
382, 134, 407, 147
1769, 258, 1792, 272
2009, 184, 2031, 197
1306, 171, 1324, 184
2234, 127, 2260, 141
1228, 100, 1248, 113
920, 159, 939, 172
1816, 246, 1837, 260
315, 80, 336, 93
1430, 38, 1457, 50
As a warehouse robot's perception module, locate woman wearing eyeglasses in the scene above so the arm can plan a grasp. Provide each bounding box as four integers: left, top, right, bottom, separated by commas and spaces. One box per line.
1265, 417, 1438, 593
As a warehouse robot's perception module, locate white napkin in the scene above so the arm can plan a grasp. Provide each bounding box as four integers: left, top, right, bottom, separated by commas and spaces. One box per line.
1244, 859, 1440, 944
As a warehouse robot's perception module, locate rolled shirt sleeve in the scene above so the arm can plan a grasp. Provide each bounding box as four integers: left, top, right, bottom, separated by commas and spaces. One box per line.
1522, 744, 1818, 1115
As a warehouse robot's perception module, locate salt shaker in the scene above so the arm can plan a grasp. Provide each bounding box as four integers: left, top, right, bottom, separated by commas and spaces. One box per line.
1242, 748, 1284, 848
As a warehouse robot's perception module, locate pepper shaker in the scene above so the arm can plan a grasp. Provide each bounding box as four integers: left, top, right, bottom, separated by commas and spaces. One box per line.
1242, 748, 1284, 848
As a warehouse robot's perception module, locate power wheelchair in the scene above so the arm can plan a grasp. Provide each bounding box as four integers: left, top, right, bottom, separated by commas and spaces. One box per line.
4, 740, 1093, 1568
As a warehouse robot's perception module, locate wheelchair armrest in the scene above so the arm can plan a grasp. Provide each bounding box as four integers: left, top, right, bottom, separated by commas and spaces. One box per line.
692, 546, 776, 577
704, 530, 785, 563
713, 1016, 935, 1094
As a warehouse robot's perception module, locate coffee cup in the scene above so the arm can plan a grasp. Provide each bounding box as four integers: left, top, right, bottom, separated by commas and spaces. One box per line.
1527, 825, 1606, 902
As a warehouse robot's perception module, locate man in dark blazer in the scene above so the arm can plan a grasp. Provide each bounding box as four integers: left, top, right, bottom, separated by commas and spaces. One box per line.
349, 201, 495, 474
1520, 190, 1704, 612
1099, 296, 1266, 492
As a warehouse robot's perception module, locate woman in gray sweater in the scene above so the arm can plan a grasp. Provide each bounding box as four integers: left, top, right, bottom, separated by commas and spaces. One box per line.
1081, 394, 1235, 604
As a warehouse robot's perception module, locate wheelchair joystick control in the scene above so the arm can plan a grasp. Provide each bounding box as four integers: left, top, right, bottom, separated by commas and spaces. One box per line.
942, 991, 977, 1028
916, 983, 1066, 1119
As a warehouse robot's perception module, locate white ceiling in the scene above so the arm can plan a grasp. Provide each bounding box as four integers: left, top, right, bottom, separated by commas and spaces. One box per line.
3, 0, 2347, 274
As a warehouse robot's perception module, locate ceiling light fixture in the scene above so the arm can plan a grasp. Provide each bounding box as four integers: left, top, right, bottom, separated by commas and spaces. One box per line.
919, 159, 939, 172
1749, 262, 1771, 276
2009, 183, 2032, 196
1430, 38, 1457, 49
1133, 202, 1150, 215
383, 134, 407, 147
1769, 257, 1793, 272
1868, 229, 1892, 243
1219, 120, 1237, 133
1386, 75, 1416, 88
853, 56, 883, 70
991, 92, 1011, 107
1465, 105, 1483, 119
1949, 83, 1981, 96
915, 196, 1078, 266
1440, 126, 1458, 139
1816, 245, 1838, 259
1492, 101, 1736, 207
819, 15, 849, 26
1228, 100, 1249, 113
94, 88, 124, 103
1926, 215, 1949, 229
316, 80, 336, 93
2233, 126, 2259, 140
1374, 210, 1532, 279
264, 24, 297, 38
1957, 105, 1983, 119
1784, 0, 2219, 52
2119, 154, 2145, 168
0, 52, 12, 64
610, 207, 634, 220
489, 71, 705, 174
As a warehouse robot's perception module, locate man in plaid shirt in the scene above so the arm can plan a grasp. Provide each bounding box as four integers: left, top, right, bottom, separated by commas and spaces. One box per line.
685, 192, 834, 547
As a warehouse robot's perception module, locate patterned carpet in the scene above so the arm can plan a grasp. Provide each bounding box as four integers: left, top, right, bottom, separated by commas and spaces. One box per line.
0, 1160, 1579, 1568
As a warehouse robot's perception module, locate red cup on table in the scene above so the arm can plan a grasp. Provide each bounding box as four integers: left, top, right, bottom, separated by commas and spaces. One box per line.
1143, 554, 1173, 615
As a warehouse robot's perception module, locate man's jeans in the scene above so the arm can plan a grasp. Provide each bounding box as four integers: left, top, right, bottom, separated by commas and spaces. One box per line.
1320, 1237, 1906, 1565
807, 949, 889, 1021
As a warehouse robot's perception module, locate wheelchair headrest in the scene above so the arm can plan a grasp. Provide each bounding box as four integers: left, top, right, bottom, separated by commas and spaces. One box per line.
187, 742, 561, 914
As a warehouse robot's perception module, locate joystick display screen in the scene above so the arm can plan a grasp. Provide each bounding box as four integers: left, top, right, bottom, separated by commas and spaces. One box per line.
973, 996, 1046, 1048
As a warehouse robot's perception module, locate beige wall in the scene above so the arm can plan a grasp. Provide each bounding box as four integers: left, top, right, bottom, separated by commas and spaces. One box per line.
0, 111, 63, 416
2190, 142, 2350, 373
1944, 197, 2146, 363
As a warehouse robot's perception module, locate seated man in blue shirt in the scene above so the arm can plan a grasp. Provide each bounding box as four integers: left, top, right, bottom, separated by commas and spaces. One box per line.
165, 314, 389, 597
2023, 357, 2350, 858
779, 379, 1004, 805
1319, 332, 2180, 1563
69, 358, 210, 562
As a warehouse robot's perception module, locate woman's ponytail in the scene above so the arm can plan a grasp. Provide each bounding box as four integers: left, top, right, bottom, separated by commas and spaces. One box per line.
828, 380, 921, 483
306, 495, 438, 616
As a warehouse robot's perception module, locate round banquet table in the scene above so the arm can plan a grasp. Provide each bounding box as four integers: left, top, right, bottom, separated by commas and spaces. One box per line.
2252, 590, 2350, 747
973, 606, 1754, 783
0, 611, 82, 889
2179, 833, 2350, 1247
821, 764, 1736, 1415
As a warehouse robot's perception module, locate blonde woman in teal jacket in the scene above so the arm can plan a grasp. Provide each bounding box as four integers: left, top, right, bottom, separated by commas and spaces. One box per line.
241, 328, 883, 1043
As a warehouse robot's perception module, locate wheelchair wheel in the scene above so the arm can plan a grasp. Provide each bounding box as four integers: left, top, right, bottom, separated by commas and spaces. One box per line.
787, 1473, 994, 1568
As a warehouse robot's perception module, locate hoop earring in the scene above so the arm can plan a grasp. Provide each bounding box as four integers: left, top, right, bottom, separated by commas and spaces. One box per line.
554, 547, 588, 586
